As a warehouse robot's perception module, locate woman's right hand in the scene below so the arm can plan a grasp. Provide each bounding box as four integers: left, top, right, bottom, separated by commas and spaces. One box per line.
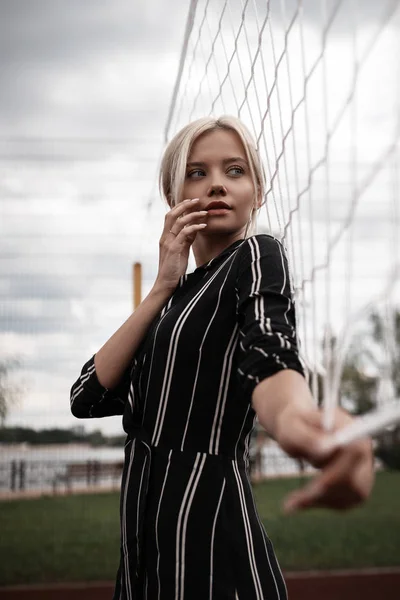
154, 198, 208, 293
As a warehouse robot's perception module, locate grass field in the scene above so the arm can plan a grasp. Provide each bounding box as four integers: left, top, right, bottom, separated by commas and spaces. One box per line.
0, 471, 399, 585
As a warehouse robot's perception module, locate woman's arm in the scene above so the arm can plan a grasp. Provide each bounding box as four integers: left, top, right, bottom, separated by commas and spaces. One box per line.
252, 369, 313, 440
236, 235, 374, 511
92, 197, 208, 389
94, 284, 172, 389
235, 234, 305, 397
252, 369, 374, 513
70, 284, 172, 419
70, 197, 208, 418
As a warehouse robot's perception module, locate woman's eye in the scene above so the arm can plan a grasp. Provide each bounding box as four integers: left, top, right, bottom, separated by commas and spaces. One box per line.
227, 166, 244, 176
187, 169, 205, 178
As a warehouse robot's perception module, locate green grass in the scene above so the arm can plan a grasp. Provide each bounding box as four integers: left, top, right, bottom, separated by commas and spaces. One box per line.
253, 470, 400, 571
0, 492, 121, 585
0, 471, 399, 585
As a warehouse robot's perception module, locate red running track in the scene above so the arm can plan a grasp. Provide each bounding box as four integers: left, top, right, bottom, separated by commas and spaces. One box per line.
0, 568, 399, 600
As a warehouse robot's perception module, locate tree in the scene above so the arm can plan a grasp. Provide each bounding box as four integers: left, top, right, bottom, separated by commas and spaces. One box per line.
338, 308, 400, 469
340, 358, 378, 415
0, 359, 21, 427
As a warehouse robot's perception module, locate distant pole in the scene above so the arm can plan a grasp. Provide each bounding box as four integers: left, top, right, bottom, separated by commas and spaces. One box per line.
133, 262, 142, 310
19, 460, 26, 491
10, 460, 17, 492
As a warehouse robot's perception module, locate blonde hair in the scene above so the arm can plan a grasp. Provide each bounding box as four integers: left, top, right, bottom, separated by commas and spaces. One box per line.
159, 115, 266, 237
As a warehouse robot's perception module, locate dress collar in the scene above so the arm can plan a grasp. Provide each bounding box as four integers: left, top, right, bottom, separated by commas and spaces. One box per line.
192, 238, 245, 273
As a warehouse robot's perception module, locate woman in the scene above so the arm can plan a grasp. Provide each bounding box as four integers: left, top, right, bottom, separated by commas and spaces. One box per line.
70, 116, 374, 599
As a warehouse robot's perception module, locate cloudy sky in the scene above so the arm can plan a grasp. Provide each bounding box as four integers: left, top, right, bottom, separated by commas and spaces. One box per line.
1, 0, 399, 435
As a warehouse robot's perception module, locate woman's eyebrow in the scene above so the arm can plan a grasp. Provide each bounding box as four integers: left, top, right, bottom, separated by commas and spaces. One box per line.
186, 157, 249, 168
186, 161, 207, 168
222, 156, 248, 166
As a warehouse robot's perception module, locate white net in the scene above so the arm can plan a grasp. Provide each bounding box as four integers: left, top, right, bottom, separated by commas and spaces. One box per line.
156, 0, 400, 437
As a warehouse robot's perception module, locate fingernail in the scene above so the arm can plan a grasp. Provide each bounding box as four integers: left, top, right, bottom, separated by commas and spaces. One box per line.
191, 198, 200, 202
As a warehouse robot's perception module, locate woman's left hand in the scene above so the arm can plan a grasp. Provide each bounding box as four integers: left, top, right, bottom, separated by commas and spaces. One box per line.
274, 404, 375, 513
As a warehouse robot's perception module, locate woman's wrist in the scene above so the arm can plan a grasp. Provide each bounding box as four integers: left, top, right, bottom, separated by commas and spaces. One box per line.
252, 369, 313, 438
150, 279, 176, 301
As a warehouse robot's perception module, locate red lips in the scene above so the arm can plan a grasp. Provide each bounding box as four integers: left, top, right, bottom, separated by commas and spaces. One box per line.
205, 200, 231, 210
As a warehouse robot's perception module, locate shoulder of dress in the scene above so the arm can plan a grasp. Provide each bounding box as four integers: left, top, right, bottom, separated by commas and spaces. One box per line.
236, 234, 285, 257
246, 233, 283, 245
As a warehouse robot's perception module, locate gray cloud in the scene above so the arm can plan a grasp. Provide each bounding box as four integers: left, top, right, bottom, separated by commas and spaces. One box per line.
0, 0, 187, 138
260, 0, 399, 30
1, 0, 398, 433
1, 0, 182, 59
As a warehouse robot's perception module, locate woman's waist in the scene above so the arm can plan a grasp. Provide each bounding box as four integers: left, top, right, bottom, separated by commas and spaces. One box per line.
125, 427, 249, 467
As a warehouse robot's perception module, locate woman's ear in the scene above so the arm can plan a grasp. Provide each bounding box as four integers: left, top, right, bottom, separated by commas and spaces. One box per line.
255, 187, 264, 210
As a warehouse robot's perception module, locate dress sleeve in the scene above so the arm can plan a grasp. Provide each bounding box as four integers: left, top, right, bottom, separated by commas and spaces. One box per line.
70, 355, 133, 418
235, 234, 305, 398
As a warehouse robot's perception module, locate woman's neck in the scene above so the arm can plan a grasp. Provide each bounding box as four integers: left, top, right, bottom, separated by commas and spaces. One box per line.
192, 231, 245, 267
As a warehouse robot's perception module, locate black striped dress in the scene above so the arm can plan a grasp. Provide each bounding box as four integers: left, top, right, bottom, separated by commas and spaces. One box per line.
70, 234, 305, 600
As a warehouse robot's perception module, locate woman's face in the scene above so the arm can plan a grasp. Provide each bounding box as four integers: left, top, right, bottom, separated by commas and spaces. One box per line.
181, 128, 257, 237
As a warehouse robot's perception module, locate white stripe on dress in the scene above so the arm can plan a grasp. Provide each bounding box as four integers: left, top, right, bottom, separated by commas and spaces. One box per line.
244, 413, 258, 466
231, 459, 264, 600
252, 346, 269, 359
70, 362, 96, 405
152, 254, 239, 446
179, 454, 207, 598
175, 453, 202, 595
249, 238, 264, 334
141, 311, 171, 420
237, 367, 259, 385
237, 237, 297, 382
128, 381, 135, 411
245, 469, 284, 600
154, 258, 234, 444
122, 440, 136, 600
135, 443, 150, 576
175, 453, 207, 600
275, 241, 291, 327
276, 239, 294, 333
209, 479, 226, 599
249, 237, 258, 298
210, 323, 239, 454
181, 260, 237, 451
234, 404, 251, 462
155, 450, 173, 600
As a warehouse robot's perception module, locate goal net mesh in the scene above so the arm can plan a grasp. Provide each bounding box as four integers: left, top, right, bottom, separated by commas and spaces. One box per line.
159, 0, 400, 418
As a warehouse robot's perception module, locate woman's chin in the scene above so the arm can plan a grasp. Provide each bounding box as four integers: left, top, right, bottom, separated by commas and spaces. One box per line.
199, 223, 247, 239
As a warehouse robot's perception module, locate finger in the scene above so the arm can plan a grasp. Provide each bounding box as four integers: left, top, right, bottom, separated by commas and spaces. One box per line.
168, 214, 208, 239
169, 198, 200, 221
283, 476, 362, 513
175, 222, 208, 241
283, 479, 326, 514
163, 199, 202, 238
172, 210, 208, 234
283, 444, 365, 513
160, 199, 198, 241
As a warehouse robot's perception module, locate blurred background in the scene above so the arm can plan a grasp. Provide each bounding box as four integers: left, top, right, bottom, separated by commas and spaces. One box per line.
0, 0, 400, 594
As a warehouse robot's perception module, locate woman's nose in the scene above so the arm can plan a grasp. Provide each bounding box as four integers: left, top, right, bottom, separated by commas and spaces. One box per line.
207, 184, 227, 197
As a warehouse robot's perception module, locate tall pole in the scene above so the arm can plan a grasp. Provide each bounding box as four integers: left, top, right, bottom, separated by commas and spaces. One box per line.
133, 262, 142, 311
